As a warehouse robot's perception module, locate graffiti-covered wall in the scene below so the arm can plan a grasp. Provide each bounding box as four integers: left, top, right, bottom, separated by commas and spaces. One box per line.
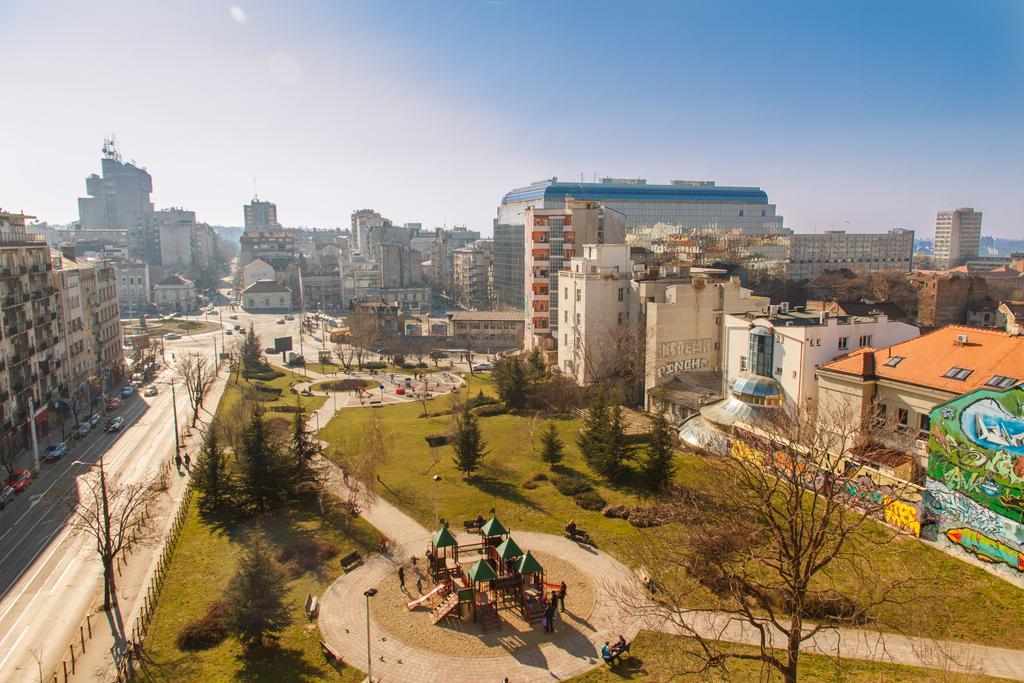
927, 386, 1024, 573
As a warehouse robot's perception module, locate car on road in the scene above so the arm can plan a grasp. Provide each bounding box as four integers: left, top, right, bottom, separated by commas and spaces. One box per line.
395, 387, 406, 395
74, 422, 91, 439
472, 362, 494, 371
120, 385, 136, 398
225, 329, 233, 335
228, 314, 238, 320
144, 385, 158, 397
0, 485, 14, 509
284, 314, 295, 321
105, 416, 126, 432
234, 324, 241, 331
276, 318, 285, 325
43, 442, 69, 462
89, 414, 101, 428
5, 469, 32, 493
105, 398, 122, 410
164, 332, 182, 340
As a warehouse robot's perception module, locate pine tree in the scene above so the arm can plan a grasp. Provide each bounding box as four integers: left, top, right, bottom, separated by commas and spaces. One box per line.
452, 405, 487, 477
290, 400, 321, 495
642, 408, 677, 487
225, 537, 291, 650
242, 324, 262, 369
539, 421, 564, 467
603, 404, 633, 481
194, 426, 232, 512
578, 388, 611, 472
493, 356, 528, 410
527, 347, 547, 377
238, 405, 291, 513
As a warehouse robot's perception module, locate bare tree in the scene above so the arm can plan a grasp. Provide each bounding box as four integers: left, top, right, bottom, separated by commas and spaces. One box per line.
67, 458, 157, 612
175, 353, 217, 426
0, 430, 20, 479
620, 399, 926, 683
344, 306, 378, 370
566, 317, 645, 406
331, 412, 391, 521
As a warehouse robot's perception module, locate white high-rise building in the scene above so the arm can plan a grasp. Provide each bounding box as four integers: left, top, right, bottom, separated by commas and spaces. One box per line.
934, 207, 982, 269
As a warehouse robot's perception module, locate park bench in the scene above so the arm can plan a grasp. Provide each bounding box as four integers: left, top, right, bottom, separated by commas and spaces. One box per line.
320, 640, 341, 664
340, 551, 362, 572
564, 525, 593, 545
463, 519, 483, 533
304, 593, 319, 619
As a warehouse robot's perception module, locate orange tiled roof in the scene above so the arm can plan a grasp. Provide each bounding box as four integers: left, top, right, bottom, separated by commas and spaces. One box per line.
820, 325, 1024, 393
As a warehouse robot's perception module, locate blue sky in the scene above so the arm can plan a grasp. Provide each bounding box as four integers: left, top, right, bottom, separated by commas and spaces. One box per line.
0, 0, 1021, 237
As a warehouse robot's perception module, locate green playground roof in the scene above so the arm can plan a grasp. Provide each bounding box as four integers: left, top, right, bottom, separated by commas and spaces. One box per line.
517, 550, 543, 575
432, 526, 458, 549
495, 536, 524, 560
481, 515, 508, 537
467, 559, 498, 583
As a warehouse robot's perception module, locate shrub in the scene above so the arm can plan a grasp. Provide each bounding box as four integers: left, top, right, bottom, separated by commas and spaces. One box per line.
253, 382, 283, 396
278, 538, 340, 575
417, 362, 428, 368
471, 403, 507, 418
603, 504, 631, 520
401, 362, 417, 369
573, 490, 607, 511
243, 367, 285, 381
522, 471, 548, 489
268, 405, 303, 414
320, 379, 373, 391
551, 472, 593, 497
363, 361, 386, 370
176, 601, 230, 650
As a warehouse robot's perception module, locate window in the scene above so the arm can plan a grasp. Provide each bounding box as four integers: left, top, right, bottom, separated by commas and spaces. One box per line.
775, 366, 782, 375
884, 356, 904, 367
564, 334, 568, 346
563, 310, 568, 323
838, 337, 848, 350
740, 356, 748, 371
897, 408, 909, 427
942, 367, 973, 381
575, 289, 581, 302
564, 287, 568, 299
617, 288, 624, 302
985, 375, 1018, 388
858, 335, 872, 347
575, 313, 580, 325
919, 413, 931, 436
617, 312, 625, 325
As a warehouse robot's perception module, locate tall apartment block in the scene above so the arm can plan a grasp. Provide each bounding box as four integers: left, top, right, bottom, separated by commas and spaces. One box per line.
495, 177, 782, 311
453, 239, 493, 310
243, 198, 280, 232
786, 229, 914, 280
77, 140, 156, 262
351, 209, 387, 256
524, 200, 625, 354
933, 208, 982, 269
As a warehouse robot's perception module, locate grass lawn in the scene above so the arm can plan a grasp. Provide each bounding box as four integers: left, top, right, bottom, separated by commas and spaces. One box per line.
143, 497, 377, 682
318, 375, 1024, 649
306, 362, 341, 375
124, 318, 221, 336
571, 630, 1004, 682
220, 366, 326, 419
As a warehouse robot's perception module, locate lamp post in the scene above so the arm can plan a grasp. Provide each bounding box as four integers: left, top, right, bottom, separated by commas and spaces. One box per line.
363, 587, 378, 681
433, 474, 442, 527
171, 380, 180, 455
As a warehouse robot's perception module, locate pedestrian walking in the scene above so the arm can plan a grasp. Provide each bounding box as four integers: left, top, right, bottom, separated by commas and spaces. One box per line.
416, 577, 423, 594
174, 453, 182, 470
558, 581, 567, 612
398, 566, 406, 589
183, 452, 191, 470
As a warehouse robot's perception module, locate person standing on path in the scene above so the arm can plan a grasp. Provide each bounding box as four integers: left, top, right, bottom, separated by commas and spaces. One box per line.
416, 577, 423, 594
398, 565, 406, 589
174, 453, 182, 471
558, 581, 567, 612
183, 452, 191, 470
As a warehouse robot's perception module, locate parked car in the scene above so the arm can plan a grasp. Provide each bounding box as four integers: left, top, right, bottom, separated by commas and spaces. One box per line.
5, 469, 32, 493
75, 422, 91, 439
105, 416, 126, 432
120, 386, 135, 398
164, 332, 182, 340
225, 329, 233, 336
144, 385, 158, 397
234, 324, 242, 331
89, 414, 101, 428
395, 387, 406, 395
276, 318, 285, 325
43, 442, 69, 462
105, 398, 123, 410
228, 314, 238, 320
0, 485, 14, 509
284, 314, 295, 321
472, 362, 494, 371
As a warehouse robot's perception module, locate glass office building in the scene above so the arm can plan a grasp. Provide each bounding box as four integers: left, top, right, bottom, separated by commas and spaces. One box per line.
493, 178, 783, 310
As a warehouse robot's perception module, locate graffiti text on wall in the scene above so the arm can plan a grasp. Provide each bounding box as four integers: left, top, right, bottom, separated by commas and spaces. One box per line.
656, 337, 711, 359
655, 357, 710, 378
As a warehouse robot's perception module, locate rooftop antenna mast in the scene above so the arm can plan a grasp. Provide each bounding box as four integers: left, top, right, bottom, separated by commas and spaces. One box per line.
102, 135, 121, 162
253, 176, 258, 200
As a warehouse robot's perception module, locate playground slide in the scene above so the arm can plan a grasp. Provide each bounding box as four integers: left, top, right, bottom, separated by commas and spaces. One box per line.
406, 583, 447, 610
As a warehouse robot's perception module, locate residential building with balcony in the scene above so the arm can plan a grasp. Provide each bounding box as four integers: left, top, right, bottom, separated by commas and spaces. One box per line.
452, 240, 493, 310
786, 229, 914, 280
933, 207, 982, 269
114, 259, 151, 317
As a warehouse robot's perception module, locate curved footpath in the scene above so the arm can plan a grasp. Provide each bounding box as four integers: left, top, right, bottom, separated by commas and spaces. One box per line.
303, 369, 1024, 682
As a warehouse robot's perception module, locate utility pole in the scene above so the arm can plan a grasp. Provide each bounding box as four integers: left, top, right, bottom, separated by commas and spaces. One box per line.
171, 381, 180, 455
27, 395, 40, 472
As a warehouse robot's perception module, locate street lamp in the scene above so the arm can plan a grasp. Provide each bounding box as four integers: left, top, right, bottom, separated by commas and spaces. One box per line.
433, 474, 442, 527
363, 587, 378, 681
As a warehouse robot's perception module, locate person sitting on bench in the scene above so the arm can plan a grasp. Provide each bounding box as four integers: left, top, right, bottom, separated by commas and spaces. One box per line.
613, 635, 630, 656
566, 519, 577, 541
601, 641, 619, 665
476, 514, 485, 529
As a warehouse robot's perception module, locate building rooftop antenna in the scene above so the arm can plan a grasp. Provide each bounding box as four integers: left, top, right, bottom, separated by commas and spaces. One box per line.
102, 135, 121, 162
253, 176, 258, 200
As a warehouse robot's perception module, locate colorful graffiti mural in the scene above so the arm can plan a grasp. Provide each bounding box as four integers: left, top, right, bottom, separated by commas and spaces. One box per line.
944, 528, 1024, 571
929, 386, 1024, 524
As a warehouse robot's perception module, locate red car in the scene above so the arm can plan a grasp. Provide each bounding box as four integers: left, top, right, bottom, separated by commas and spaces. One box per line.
5, 469, 32, 493
106, 398, 122, 410
395, 387, 406, 395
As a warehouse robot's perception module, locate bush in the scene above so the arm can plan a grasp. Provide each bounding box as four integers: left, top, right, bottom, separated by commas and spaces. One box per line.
573, 490, 607, 511
278, 538, 340, 575
363, 361, 386, 370
268, 405, 303, 414
471, 403, 507, 418
176, 601, 230, 650
551, 473, 593, 497
320, 379, 373, 391
522, 471, 548, 490
603, 504, 631, 520
468, 392, 499, 408
243, 367, 284, 381
401, 362, 417, 369
417, 362, 428, 368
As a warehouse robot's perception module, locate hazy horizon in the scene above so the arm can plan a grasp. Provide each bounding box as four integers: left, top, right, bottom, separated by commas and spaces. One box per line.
1, 0, 1021, 238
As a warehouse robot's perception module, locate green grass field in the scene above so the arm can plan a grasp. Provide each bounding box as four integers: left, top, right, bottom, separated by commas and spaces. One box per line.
220, 366, 326, 418
571, 630, 1005, 682
318, 373, 1024, 649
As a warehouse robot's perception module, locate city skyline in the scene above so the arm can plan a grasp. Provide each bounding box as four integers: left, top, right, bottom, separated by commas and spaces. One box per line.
1, 0, 1021, 237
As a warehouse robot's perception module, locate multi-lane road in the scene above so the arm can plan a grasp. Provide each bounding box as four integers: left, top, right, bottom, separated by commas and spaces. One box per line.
0, 305, 307, 682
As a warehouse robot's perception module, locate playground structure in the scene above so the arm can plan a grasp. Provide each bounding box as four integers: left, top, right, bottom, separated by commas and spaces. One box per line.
411, 515, 555, 634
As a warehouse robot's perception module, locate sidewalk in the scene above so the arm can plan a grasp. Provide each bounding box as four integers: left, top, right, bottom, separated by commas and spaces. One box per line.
70, 370, 229, 681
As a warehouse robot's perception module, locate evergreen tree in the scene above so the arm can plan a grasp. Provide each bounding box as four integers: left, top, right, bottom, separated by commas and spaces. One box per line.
452, 405, 487, 477
578, 388, 611, 472
242, 324, 262, 369
603, 404, 633, 481
527, 347, 547, 377
642, 408, 677, 487
194, 426, 232, 512
238, 405, 291, 512
493, 356, 528, 410
290, 400, 321, 495
539, 421, 564, 467
225, 537, 291, 650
